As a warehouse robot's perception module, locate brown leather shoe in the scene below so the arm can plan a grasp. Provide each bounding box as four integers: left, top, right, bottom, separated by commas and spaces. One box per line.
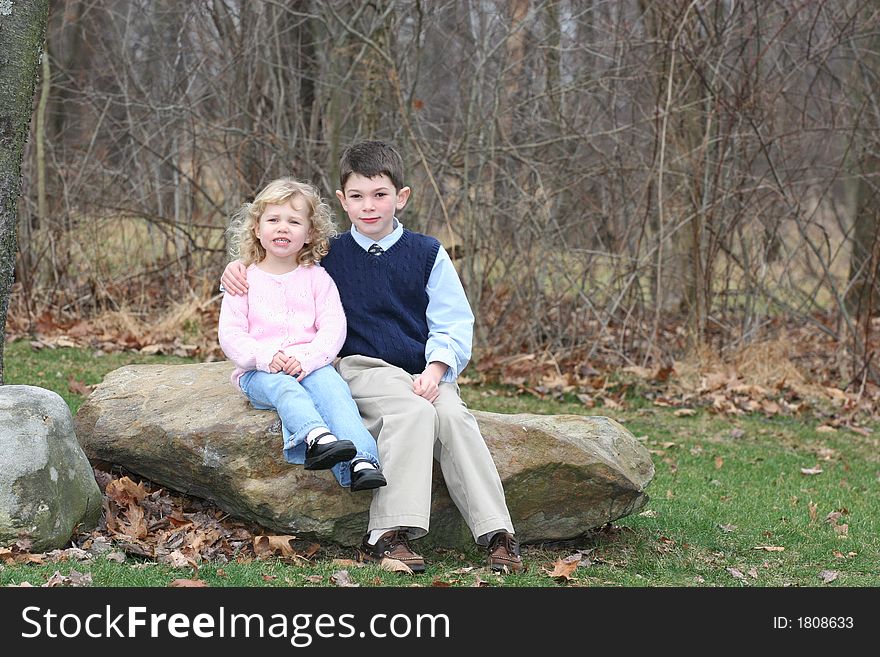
487, 532, 523, 573
358, 530, 426, 573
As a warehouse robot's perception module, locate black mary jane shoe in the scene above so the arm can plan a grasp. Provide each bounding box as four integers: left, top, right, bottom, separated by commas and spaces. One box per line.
303, 433, 357, 470
349, 460, 387, 492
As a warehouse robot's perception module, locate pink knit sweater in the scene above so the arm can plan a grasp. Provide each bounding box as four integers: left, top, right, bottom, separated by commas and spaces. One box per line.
218, 264, 346, 386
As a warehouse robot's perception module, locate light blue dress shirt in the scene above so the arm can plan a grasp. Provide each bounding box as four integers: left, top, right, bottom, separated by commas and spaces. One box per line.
349, 219, 474, 382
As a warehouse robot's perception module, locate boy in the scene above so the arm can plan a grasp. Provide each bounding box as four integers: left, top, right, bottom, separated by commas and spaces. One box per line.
222, 141, 521, 573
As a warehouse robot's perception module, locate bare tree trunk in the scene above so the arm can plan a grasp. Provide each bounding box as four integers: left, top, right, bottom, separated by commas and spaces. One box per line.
845, 5, 880, 333
36, 40, 49, 227
0, 0, 50, 384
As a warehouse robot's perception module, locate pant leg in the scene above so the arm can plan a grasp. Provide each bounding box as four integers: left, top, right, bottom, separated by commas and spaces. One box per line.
336, 355, 435, 539
238, 369, 326, 465
433, 382, 515, 543
300, 364, 381, 487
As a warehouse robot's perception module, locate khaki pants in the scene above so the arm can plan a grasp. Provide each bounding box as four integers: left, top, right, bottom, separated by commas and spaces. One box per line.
336, 355, 514, 543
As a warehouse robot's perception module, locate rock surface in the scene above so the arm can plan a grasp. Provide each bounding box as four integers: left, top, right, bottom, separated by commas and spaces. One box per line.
74, 362, 654, 547
1, 385, 102, 550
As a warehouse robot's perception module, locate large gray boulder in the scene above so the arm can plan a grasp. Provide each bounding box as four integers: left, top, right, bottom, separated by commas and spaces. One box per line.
1, 385, 103, 550
74, 362, 654, 547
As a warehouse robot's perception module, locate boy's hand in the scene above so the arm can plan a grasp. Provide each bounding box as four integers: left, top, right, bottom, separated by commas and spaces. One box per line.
412, 362, 447, 402
269, 351, 289, 373
221, 260, 249, 296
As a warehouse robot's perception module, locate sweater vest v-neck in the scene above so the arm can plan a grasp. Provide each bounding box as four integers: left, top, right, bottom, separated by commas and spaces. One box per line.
322, 230, 441, 374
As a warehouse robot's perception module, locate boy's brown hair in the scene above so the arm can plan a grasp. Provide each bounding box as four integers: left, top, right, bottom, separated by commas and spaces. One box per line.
338, 140, 405, 192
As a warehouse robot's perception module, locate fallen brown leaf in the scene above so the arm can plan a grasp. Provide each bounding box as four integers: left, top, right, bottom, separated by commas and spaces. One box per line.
800, 465, 823, 476
43, 570, 92, 587
105, 476, 149, 505
753, 546, 785, 552
544, 558, 578, 581
331, 558, 365, 568
330, 570, 359, 587
121, 504, 148, 539
379, 558, 414, 574
818, 570, 839, 583
300, 542, 321, 559
160, 549, 198, 569
45, 547, 92, 562
253, 535, 300, 558
169, 578, 208, 587
67, 377, 93, 396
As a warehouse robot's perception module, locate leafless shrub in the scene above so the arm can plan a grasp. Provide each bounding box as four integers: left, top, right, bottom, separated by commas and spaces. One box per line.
13, 0, 880, 384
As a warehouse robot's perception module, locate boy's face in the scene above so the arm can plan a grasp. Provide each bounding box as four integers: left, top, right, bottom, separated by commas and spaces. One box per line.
336, 173, 410, 241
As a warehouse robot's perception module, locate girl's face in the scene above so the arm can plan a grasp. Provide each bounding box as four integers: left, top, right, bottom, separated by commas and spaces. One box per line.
255, 197, 312, 265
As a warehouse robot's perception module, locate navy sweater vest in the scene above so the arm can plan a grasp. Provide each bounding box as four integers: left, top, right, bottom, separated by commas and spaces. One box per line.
322, 230, 441, 374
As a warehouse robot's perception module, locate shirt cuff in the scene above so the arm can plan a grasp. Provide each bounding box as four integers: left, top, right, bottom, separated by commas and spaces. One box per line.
286, 347, 332, 377
256, 345, 278, 372
426, 348, 458, 381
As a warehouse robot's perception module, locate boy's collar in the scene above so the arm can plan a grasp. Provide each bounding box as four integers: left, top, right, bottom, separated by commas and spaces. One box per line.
350, 218, 403, 250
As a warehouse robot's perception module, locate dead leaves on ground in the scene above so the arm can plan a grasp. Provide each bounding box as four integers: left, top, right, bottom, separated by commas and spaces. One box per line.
544, 558, 579, 582
98, 470, 259, 568
15, 304, 880, 425
253, 535, 319, 563
72, 468, 322, 581
825, 509, 850, 538
4, 468, 866, 589
169, 578, 209, 587
330, 570, 359, 587
540, 550, 593, 584
474, 328, 880, 425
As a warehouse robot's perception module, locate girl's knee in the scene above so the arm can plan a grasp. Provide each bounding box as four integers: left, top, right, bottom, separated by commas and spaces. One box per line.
304, 364, 347, 390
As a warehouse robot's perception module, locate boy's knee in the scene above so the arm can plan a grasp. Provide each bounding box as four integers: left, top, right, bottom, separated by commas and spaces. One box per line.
433, 397, 468, 421
405, 395, 439, 428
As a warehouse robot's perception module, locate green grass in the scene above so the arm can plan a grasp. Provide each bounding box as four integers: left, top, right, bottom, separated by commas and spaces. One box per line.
2, 338, 198, 413
2, 342, 879, 587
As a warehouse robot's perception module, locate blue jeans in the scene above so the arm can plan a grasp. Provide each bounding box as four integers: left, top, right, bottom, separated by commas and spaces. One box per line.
238, 365, 380, 487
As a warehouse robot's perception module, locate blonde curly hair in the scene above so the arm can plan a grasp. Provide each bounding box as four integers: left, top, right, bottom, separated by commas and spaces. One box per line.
226, 177, 336, 267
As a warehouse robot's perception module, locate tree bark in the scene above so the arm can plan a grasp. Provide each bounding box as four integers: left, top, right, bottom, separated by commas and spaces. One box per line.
0, 0, 50, 384
845, 7, 880, 328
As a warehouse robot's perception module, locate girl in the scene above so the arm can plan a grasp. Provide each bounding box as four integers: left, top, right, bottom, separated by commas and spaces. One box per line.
218, 177, 385, 492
